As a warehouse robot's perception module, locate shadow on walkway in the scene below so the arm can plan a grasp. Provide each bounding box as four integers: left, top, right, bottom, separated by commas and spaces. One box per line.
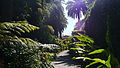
51, 50, 85, 68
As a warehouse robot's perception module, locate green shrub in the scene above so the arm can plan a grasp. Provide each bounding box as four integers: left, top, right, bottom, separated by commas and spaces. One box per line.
0, 21, 53, 68
63, 32, 117, 68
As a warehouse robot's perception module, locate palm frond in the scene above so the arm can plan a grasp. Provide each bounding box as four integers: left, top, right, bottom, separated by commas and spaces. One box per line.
66, 0, 87, 19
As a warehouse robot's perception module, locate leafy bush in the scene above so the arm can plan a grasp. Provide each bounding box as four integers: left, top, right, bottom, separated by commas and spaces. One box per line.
0, 21, 54, 68
30, 25, 56, 44
63, 32, 114, 68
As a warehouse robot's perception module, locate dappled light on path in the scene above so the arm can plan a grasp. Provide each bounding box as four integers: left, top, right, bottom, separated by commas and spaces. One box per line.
51, 50, 83, 68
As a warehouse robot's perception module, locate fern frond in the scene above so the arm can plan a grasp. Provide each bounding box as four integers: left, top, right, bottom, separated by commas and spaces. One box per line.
105, 55, 111, 68
73, 55, 111, 68
0, 30, 11, 34
0, 21, 40, 47
73, 33, 94, 43
0, 21, 39, 35
0, 36, 39, 46
97, 65, 103, 68
88, 49, 105, 55
70, 48, 85, 52
85, 61, 99, 68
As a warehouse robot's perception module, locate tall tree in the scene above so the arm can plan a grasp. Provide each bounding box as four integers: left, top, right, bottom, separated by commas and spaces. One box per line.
66, 0, 87, 32
66, 0, 87, 22
0, 0, 67, 43
45, 0, 67, 38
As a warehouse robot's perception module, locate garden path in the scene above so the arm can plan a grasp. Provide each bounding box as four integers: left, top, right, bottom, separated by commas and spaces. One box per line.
51, 50, 82, 68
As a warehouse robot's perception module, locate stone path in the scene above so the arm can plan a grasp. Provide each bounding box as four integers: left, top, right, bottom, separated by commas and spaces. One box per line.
51, 50, 82, 68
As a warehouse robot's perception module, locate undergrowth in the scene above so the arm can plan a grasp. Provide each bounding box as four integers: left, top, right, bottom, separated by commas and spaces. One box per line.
62, 31, 120, 68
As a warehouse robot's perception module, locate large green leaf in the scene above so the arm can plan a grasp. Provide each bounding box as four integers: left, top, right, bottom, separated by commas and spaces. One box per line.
73, 34, 94, 44
97, 65, 103, 68
75, 44, 87, 47
88, 49, 105, 55
70, 48, 85, 52
105, 55, 111, 68
73, 57, 91, 61
73, 57, 105, 64
85, 61, 99, 68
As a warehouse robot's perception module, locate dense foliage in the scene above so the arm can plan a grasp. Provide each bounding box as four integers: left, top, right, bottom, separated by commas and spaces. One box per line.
65, 0, 120, 68
66, 0, 87, 21
0, 0, 67, 43
63, 31, 120, 68
0, 21, 54, 68
84, 0, 120, 66
0, 0, 120, 68
0, 0, 66, 68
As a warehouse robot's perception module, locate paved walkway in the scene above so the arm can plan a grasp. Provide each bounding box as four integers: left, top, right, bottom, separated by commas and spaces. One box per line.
51, 50, 82, 68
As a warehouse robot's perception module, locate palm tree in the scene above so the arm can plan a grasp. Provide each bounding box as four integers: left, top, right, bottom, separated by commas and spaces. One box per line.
66, 0, 87, 32
66, 0, 87, 22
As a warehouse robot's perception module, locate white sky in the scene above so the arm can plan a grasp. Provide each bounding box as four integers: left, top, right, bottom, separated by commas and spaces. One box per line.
62, 0, 77, 36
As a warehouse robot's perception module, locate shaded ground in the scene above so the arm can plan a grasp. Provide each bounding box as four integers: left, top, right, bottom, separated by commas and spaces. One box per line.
51, 50, 85, 68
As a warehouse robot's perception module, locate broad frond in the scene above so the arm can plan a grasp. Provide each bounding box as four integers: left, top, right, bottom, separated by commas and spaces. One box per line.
0, 21, 39, 36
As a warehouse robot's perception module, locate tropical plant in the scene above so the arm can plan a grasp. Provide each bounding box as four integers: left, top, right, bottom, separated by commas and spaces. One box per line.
62, 31, 114, 68
66, 0, 87, 21
25, 0, 67, 42
0, 21, 54, 68
84, 0, 120, 67
45, 0, 67, 38
0, 0, 62, 43
73, 49, 111, 68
